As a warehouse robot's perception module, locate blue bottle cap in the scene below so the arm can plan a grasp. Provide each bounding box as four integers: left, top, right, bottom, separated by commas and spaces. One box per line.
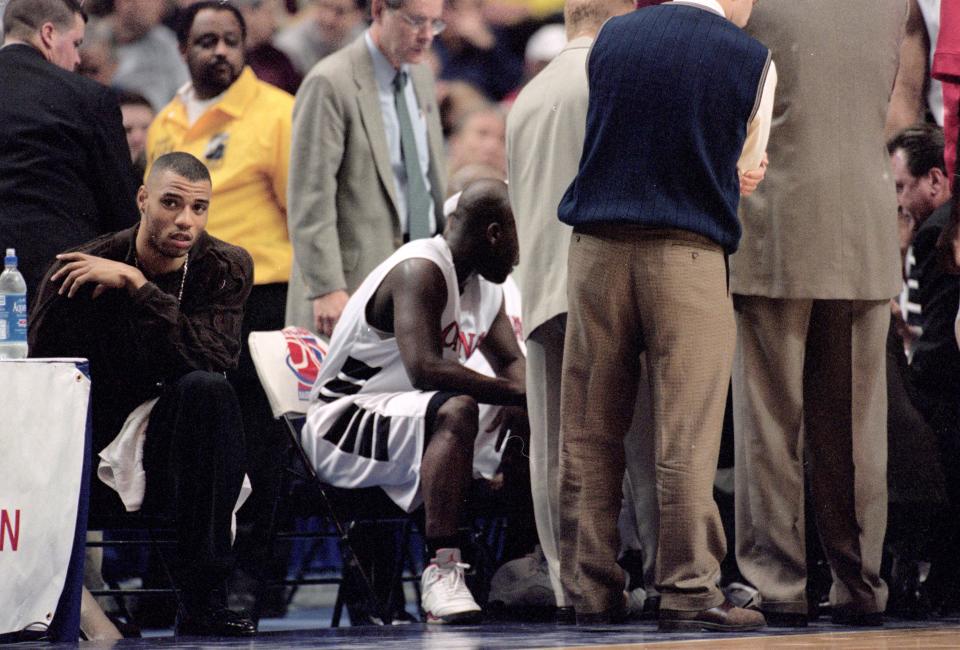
4, 248, 14, 266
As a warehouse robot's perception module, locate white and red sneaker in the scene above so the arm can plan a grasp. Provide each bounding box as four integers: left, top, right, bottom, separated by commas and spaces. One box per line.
421, 548, 482, 624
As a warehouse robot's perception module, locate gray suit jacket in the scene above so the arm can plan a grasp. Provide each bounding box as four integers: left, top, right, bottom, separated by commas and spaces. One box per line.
507, 37, 592, 339
285, 34, 446, 330
729, 0, 905, 300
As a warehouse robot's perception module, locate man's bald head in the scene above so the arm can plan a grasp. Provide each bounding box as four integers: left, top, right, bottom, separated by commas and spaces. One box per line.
451, 178, 512, 232
447, 179, 518, 284
563, 0, 634, 40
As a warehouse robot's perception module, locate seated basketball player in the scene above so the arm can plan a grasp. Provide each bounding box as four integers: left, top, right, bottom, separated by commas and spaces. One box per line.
301, 179, 527, 623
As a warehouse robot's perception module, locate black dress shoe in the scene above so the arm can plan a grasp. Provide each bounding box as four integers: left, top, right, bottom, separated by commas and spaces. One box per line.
831, 609, 883, 627
175, 607, 257, 637
659, 599, 766, 632
555, 607, 577, 625
761, 610, 808, 627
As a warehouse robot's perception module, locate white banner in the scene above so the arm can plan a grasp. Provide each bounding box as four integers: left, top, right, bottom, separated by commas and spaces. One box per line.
0, 360, 89, 635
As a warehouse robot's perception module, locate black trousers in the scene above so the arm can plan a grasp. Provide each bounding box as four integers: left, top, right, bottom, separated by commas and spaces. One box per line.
911, 387, 960, 600
228, 283, 289, 589
141, 370, 246, 608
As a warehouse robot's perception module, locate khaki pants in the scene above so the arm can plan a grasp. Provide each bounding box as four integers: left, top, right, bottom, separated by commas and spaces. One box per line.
559, 227, 732, 614
733, 296, 889, 615
527, 315, 571, 607
528, 316, 658, 609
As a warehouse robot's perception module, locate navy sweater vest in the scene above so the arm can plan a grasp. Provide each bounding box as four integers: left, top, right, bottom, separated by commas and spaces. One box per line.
558, 4, 770, 253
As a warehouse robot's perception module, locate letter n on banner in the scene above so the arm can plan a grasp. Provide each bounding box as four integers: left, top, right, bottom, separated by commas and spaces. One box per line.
0, 509, 19, 551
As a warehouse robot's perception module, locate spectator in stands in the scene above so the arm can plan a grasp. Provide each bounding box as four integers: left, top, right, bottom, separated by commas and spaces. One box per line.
301, 178, 526, 624
111, 0, 189, 110
437, 78, 488, 137
888, 123, 960, 614
145, 0, 295, 615
448, 105, 506, 178
500, 22, 565, 105
29, 152, 257, 638
77, 17, 117, 85
274, 0, 366, 77
521, 22, 564, 80
447, 162, 501, 196
117, 90, 155, 182
432, 0, 522, 101
883, 123, 950, 619
238, 0, 302, 94
0, 0, 139, 306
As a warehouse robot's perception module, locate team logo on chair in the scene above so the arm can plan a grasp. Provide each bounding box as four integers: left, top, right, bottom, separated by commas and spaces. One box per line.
282, 327, 327, 400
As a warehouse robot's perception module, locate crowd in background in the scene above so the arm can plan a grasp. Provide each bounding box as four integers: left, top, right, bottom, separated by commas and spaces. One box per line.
3, 0, 960, 638
72, 0, 568, 172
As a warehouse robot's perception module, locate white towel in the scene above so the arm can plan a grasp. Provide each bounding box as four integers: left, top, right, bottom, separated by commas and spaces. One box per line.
97, 398, 251, 540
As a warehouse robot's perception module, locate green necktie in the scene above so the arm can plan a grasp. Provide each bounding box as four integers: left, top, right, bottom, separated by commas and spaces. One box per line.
393, 71, 432, 240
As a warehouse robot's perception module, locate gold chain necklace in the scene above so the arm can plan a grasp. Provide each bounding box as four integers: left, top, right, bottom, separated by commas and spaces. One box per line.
134, 253, 189, 305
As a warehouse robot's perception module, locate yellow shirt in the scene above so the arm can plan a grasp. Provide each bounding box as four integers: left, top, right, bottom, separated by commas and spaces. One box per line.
146, 67, 294, 285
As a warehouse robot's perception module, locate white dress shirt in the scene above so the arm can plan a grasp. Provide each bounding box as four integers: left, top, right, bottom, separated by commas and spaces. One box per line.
364, 30, 435, 236
671, 0, 778, 171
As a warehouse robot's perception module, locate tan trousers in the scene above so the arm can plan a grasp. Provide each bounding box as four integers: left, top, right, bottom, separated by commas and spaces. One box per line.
619, 355, 659, 595
529, 316, 658, 608
559, 227, 732, 614
527, 315, 571, 607
733, 296, 889, 615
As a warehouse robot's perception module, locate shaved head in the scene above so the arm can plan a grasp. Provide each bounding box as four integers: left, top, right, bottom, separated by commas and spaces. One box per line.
452, 179, 513, 233
445, 179, 518, 284
147, 152, 211, 186
3, 0, 85, 39
563, 0, 634, 40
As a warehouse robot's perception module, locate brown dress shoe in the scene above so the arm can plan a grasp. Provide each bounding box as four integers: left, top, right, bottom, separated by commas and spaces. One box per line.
658, 599, 766, 632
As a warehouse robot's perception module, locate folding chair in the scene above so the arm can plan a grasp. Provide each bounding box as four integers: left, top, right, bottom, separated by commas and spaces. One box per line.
86, 517, 178, 587
249, 327, 415, 626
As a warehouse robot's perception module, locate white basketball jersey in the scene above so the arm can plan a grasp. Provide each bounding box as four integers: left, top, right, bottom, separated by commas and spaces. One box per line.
310, 236, 504, 404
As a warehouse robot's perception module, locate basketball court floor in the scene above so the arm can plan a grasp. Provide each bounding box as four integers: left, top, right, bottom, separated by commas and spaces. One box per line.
34, 616, 960, 648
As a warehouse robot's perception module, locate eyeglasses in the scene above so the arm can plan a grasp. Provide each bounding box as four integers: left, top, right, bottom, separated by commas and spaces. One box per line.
389, 7, 446, 35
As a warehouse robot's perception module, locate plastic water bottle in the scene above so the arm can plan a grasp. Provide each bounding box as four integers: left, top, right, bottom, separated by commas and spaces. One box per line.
0, 248, 28, 359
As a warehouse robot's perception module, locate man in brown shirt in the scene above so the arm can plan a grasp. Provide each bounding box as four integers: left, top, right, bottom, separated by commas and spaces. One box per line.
29, 152, 256, 637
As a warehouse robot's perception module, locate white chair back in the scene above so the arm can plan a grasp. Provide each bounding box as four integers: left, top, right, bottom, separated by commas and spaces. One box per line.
248, 327, 329, 419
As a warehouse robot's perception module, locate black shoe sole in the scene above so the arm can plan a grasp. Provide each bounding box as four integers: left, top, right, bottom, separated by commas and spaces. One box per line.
658, 619, 765, 633
762, 611, 808, 627
831, 612, 883, 627
175, 626, 257, 638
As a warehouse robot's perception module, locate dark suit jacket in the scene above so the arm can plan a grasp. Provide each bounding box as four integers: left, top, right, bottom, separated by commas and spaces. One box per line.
0, 44, 138, 305
909, 202, 960, 397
